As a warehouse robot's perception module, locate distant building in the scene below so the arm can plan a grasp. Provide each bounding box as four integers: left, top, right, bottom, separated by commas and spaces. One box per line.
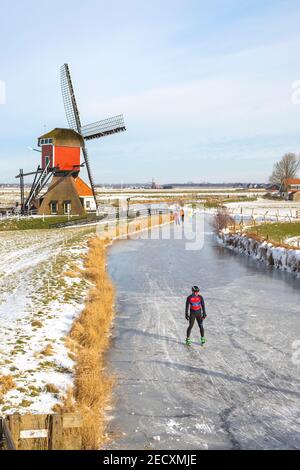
266, 183, 280, 191
151, 179, 162, 189
280, 178, 300, 201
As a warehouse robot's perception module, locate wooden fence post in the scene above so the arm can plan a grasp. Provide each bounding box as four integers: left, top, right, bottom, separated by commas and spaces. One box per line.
0, 417, 3, 447
8, 414, 21, 449
48, 414, 63, 450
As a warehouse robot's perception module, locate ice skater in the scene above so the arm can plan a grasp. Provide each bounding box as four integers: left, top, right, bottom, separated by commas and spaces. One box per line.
185, 286, 207, 345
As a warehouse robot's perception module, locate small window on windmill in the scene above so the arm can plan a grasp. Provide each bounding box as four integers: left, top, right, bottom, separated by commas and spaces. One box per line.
63, 200, 71, 214
40, 138, 52, 145
50, 201, 58, 214
86, 200, 91, 209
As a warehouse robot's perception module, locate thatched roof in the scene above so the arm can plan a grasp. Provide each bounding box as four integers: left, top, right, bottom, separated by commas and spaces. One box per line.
38, 128, 84, 147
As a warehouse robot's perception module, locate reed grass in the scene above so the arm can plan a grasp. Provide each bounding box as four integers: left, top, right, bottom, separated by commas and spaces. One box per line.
55, 238, 115, 449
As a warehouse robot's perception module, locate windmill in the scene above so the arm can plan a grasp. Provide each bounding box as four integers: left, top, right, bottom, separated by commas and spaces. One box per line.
60, 63, 126, 209
16, 64, 126, 215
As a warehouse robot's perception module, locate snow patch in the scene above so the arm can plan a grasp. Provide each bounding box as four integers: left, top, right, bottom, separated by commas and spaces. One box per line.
0, 228, 93, 415
218, 232, 300, 277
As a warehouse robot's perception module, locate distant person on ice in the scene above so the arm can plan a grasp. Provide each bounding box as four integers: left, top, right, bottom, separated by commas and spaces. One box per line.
174, 210, 180, 225
185, 286, 207, 345
180, 207, 185, 223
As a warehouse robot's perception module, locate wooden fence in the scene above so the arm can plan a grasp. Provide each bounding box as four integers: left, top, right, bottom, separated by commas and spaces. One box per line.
225, 206, 300, 223
0, 413, 83, 450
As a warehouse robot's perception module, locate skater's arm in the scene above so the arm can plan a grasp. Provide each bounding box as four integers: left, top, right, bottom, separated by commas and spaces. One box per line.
185, 296, 190, 318
201, 296, 207, 318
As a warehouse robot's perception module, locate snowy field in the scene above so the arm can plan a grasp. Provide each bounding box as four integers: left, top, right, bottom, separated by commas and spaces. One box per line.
286, 236, 300, 247
0, 186, 264, 209
0, 227, 94, 414
97, 192, 262, 201
223, 199, 300, 221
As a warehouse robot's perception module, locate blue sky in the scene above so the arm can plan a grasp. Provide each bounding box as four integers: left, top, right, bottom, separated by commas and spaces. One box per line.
1, 0, 300, 184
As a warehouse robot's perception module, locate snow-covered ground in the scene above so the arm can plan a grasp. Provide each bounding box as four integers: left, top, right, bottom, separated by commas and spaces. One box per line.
224, 199, 300, 221
285, 236, 300, 248
0, 227, 94, 414
97, 192, 262, 201
219, 231, 300, 277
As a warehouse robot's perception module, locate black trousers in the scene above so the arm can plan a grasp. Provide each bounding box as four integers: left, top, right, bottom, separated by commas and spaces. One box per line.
187, 311, 204, 338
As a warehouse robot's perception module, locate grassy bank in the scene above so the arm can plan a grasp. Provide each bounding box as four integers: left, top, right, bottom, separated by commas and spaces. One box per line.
0, 216, 83, 231
246, 222, 300, 246
55, 237, 115, 449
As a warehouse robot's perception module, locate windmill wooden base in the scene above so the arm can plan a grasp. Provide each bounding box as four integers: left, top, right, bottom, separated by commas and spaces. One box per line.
37, 175, 95, 216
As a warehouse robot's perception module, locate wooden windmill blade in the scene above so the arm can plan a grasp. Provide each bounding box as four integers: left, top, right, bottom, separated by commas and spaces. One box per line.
60, 63, 127, 211
60, 63, 97, 206
60, 64, 82, 133
81, 114, 126, 140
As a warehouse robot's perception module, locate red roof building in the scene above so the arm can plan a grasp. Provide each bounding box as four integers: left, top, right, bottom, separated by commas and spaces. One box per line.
281, 178, 300, 201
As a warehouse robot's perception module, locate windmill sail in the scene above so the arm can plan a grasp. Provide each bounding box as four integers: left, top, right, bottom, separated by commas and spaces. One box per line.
81, 115, 126, 140
60, 64, 81, 132
60, 63, 126, 212
60, 64, 97, 206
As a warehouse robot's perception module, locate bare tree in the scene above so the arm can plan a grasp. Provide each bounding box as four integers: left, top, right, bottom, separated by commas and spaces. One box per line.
269, 153, 300, 189
212, 207, 234, 234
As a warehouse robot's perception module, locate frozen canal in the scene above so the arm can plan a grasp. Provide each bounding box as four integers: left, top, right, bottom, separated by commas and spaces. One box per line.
105, 219, 300, 450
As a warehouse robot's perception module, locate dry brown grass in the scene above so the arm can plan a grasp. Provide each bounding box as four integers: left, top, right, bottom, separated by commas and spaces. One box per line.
102, 213, 173, 240
56, 238, 115, 449
245, 231, 300, 250
63, 269, 82, 278
0, 374, 15, 399
45, 383, 60, 394
40, 344, 54, 356
31, 320, 43, 328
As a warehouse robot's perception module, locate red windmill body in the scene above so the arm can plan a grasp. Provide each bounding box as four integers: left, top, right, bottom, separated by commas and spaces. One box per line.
39, 128, 82, 174
35, 128, 96, 216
